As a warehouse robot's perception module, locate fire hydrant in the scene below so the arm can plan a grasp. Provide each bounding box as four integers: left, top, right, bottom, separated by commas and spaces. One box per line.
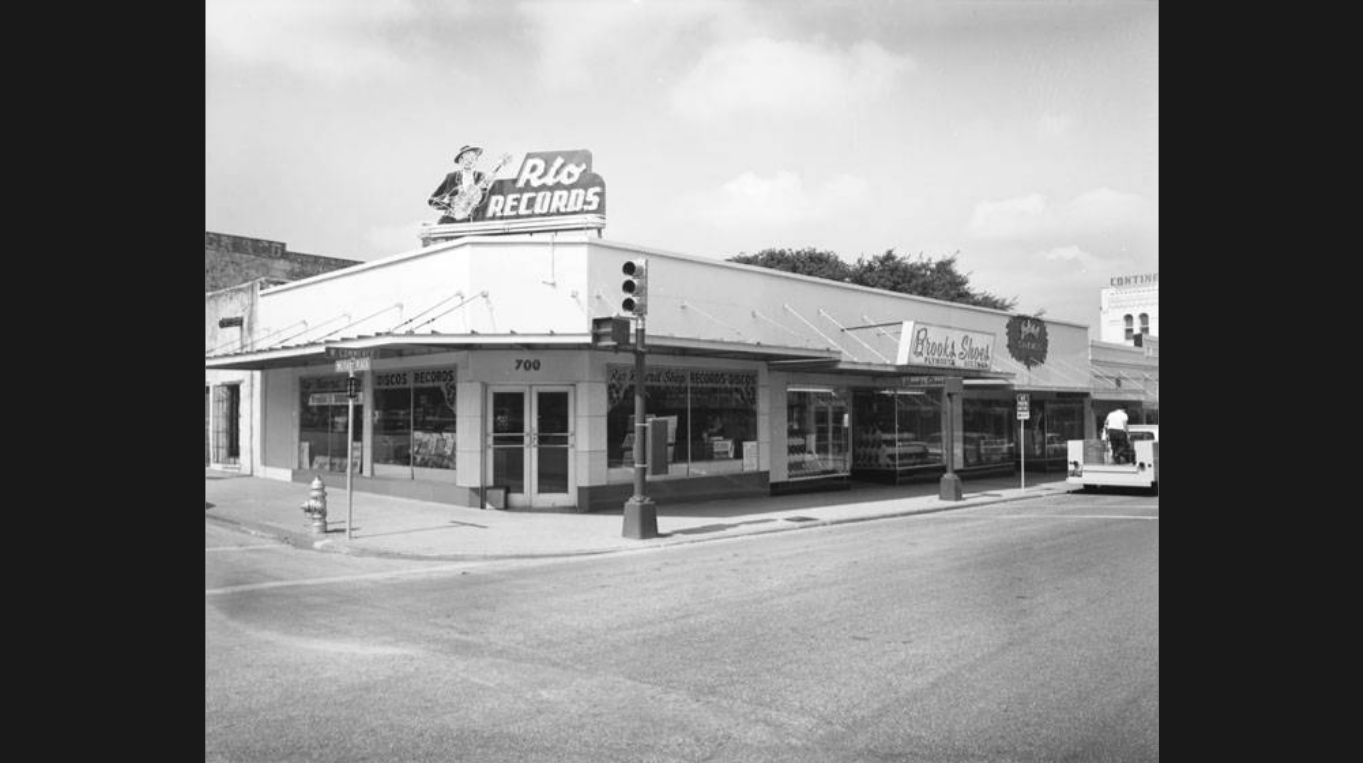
300, 477, 328, 535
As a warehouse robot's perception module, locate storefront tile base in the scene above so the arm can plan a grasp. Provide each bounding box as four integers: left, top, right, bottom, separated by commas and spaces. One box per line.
771, 475, 852, 496
851, 463, 1017, 485
290, 471, 477, 507
578, 472, 771, 513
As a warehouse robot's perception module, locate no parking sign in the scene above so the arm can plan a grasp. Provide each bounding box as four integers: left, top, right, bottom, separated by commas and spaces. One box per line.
1017, 393, 1030, 420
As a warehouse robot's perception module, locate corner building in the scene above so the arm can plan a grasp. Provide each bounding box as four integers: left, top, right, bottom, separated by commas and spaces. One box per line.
206, 225, 1096, 511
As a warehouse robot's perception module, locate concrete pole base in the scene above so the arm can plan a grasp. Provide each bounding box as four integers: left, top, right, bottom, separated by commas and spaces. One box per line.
938, 473, 964, 501
622, 496, 658, 539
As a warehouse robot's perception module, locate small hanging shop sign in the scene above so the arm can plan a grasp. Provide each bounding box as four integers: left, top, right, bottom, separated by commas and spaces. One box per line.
1005, 315, 1049, 369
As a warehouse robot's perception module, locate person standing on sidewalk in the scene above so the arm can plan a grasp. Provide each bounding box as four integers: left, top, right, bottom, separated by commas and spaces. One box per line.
1103, 405, 1130, 464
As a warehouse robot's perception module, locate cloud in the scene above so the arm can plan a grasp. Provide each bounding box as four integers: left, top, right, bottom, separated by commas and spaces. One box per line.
682, 170, 872, 227
1036, 245, 1101, 271
518, 0, 730, 89
669, 38, 914, 121
968, 187, 1155, 242
967, 193, 1048, 238
205, 0, 423, 83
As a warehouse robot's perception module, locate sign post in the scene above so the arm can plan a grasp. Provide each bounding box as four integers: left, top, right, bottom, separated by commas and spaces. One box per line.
1016, 393, 1030, 489
327, 348, 373, 540
346, 373, 357, 539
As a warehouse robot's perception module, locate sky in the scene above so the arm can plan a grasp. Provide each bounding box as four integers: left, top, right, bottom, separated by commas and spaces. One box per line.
205, 0, 1158, 334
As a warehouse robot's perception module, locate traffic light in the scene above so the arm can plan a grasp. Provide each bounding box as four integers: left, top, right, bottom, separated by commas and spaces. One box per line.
346, 375, 361, 399
621, 259, 648, 316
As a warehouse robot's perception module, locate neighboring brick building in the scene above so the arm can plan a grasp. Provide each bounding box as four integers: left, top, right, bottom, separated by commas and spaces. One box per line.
207, 232, 362, 471
205, 231, 360, 292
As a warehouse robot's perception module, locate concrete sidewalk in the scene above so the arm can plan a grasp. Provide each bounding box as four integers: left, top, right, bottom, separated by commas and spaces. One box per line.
205, 468, 1073, 561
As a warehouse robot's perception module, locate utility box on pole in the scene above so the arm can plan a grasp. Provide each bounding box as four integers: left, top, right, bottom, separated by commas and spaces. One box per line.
648, 418, 669, 477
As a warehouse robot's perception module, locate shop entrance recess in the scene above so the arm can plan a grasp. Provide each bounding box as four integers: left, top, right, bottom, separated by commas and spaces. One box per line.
487, 386, 576, 509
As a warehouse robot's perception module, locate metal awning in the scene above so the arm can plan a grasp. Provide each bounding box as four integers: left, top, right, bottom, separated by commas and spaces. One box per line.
205, 331, 846, 371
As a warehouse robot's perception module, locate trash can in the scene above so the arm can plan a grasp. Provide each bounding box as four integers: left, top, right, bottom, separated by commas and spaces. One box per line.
483, 485, 508, 510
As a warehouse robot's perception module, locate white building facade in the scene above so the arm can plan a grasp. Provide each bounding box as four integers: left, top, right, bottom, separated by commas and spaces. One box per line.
1099, 272, 1159, 344
206, 227, 1103, 511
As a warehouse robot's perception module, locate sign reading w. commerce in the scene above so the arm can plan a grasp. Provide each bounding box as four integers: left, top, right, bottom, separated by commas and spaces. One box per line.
476, 149, 606, 223
895, 321, 996, 370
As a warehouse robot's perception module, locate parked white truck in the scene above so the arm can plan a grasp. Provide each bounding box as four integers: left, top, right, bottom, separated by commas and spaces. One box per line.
1066, 424, 1159, 493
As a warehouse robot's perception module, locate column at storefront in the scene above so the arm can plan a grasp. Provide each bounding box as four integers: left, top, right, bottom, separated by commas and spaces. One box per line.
577, 380, 610, 489
454, 379, 484, 496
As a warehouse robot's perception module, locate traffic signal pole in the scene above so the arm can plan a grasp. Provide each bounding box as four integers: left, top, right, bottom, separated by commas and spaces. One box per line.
346, 370, 356, 539
622, 315, 657, 539
620, 258, 657, 539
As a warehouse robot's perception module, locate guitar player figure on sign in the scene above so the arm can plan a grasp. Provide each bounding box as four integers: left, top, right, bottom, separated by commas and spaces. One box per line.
427, 145, 510, 223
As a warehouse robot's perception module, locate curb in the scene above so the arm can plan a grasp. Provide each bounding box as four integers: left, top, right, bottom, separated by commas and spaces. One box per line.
207, 482, 1075, 563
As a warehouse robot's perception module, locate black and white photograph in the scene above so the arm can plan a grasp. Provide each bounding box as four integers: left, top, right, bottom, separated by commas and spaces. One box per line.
206, 1, 1158, 760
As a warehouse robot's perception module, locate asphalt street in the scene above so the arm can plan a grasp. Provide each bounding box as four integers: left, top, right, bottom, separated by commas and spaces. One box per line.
206, 488, 1158, 762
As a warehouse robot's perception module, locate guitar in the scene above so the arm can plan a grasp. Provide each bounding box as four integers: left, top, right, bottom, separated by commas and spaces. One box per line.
438, 153, 512, 221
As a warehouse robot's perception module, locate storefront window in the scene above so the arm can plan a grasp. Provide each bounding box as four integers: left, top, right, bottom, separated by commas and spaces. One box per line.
961, 397, 1012, 467
373, 386, 412, 466
852, 389, 943, 471
299, 376, 365, 473
412, 379, 456, 470
688, 370, 758, 476
370, 368, 457, 473
786, 388, 850, 479
606, 366, 758, 482
1030, 400, 1083, 460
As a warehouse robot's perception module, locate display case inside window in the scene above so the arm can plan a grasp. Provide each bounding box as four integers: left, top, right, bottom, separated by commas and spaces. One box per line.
852, 389, 943, 472
787, 387, 850, 479
299, 375, 366, 473
412, 384, 456, 470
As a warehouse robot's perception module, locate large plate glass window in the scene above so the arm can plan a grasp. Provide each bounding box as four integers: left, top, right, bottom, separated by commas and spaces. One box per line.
412, 373, 457, 471
961, 397, 1012, 467
299, 375, 365, 473
851, 388, 943, 473
1021, 398, 1083, 463
371, 368, 456, 479
786, 387, 850, 479
606, 366, 759, 482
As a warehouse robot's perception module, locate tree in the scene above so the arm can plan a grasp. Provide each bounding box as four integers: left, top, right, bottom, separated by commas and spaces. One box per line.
729, 248, 852, 282
728, 247, 1017, 311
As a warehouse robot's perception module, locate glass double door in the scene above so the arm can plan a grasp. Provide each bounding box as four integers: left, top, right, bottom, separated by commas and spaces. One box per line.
489, 386, 575, 509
